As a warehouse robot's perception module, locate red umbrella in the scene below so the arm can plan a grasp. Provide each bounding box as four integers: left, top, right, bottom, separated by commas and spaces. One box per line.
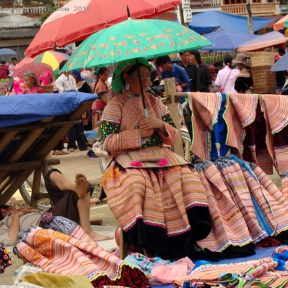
13, 62, 53, 81
25, 0, 181, 57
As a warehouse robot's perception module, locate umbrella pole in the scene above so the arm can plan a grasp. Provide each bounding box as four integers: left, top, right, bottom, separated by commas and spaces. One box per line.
135, 58, 148, 118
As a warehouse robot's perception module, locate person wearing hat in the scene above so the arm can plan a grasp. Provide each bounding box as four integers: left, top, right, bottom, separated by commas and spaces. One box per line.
99, 57, 211, 260
232, 53, 253, 94
23, 71, 44, 94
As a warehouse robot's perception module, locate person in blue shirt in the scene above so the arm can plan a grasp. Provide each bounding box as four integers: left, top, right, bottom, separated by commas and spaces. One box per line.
156, 55, 191, 104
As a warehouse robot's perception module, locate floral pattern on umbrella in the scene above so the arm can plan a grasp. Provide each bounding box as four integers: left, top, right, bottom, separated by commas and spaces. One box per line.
62, 19, 213, 71
13, 62, 53, 81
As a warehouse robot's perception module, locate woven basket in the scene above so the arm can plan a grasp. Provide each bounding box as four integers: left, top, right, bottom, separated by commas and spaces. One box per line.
251, 66, 276, 94
250, 52, 274, 67
42, 85, 54, 93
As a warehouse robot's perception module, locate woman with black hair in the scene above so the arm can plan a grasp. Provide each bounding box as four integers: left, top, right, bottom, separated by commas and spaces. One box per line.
215, 54, 239, 93
189, 50, 213, 92
92, 67, 110, 130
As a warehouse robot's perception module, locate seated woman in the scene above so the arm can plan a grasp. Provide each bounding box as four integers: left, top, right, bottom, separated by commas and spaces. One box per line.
100, 58, 211, 260
23, 71, 44, 94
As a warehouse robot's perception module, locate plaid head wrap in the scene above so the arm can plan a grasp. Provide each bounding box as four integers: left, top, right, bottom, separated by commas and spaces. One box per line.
111, 58, 152, 93
24, 71, 41, 87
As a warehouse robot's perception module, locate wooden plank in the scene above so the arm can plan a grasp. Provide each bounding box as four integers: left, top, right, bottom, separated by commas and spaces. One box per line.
0, 119, 81, 133
120, 228, 128, 260
0, 158, 60, 173
7, 128, 44, 163
164, 78, 184, 157
0, 131, 18, 154
30, 167, 42, 208
0, 175, 12, 194
0, 168, 35, 205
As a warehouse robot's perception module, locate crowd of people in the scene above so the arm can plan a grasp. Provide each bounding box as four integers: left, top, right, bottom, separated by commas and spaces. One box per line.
1, 47, 288, 274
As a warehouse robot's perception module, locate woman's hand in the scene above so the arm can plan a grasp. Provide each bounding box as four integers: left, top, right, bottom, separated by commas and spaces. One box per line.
12, 207, 35, 218
140, 128, 155, 138
140, 116, 164, 130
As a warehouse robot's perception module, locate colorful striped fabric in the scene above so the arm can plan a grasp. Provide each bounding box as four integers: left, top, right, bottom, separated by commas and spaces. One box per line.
194, 156, 288, 256
281, 171, 288, 201
185, 93, 288, 176
103, 162, 209, 259
261, 94, 288, 134
214, 158, 268, 243
16, 223, 149, 288
185, 257, 288, 287
187, 92, 222, 161
224, 93, 258, 154
194, 161, 254, 252
245, 164, 288, 235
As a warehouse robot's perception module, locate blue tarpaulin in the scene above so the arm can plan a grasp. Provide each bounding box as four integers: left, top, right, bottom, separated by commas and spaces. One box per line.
189, 11, 275, 34
199, 30, 259, 52
0, 92, 97, 128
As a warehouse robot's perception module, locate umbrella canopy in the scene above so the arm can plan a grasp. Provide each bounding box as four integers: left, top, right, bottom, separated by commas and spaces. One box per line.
25, 0, 181, 58
199, 30, 258, 52
33, 51, 69, 71
13, 62, 53, 80
188, 11, 275, 35
270, 53, 288, 72
237, 31, 288, 52
273, 14, 288, 31
62, 19, 213, 71
15, 51, 69, 73
0, 48, 17, 56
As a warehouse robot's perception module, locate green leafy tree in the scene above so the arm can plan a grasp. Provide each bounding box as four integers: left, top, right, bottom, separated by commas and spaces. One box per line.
39, 4, 58, 24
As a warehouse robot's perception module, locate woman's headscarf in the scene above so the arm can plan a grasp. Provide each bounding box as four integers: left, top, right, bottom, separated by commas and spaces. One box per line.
111, 58, 152, 93
40, 70, 53, 85
24, 71, 40, 87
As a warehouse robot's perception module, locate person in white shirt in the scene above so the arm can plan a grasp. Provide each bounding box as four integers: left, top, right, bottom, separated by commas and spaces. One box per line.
8, 57, 17, 77
55, 60, 77, 93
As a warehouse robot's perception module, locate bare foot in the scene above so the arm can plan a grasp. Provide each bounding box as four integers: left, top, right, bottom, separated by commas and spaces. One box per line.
75, 174, 88, 199
88, 230, 113, 242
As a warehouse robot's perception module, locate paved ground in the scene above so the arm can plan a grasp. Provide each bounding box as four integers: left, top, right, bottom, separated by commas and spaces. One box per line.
1, 149, 282, 285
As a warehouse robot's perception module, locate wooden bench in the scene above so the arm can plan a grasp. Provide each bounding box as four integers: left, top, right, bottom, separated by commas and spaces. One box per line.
0, 101, 93, 208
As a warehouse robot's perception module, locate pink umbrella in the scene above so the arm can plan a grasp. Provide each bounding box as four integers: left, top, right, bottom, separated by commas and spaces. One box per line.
13, 62, 53, 81
13, 57, 33, 72
25, 0, 181, 57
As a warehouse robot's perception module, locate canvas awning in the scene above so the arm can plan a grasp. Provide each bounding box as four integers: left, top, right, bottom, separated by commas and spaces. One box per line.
199, 30, 258, 52
237, 31, 288, 52
189, 11, 275, 35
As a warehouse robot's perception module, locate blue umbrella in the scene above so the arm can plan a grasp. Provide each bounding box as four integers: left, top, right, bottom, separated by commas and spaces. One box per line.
270, 53, 288, 72
0, 48, 17, 56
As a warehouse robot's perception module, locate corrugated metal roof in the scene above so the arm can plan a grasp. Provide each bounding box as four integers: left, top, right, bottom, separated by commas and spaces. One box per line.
0, 27, 39, 39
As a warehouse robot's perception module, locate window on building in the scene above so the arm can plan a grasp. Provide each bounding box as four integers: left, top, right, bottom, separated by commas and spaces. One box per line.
225, 0, 246, 3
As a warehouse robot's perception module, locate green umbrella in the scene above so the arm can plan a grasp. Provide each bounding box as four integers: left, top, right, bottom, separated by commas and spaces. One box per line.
62, 18, 213, 117
62, 18, 213, 71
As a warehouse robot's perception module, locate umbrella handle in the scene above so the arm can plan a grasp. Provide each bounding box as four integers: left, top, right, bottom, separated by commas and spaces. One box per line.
135, 58, 148, 118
